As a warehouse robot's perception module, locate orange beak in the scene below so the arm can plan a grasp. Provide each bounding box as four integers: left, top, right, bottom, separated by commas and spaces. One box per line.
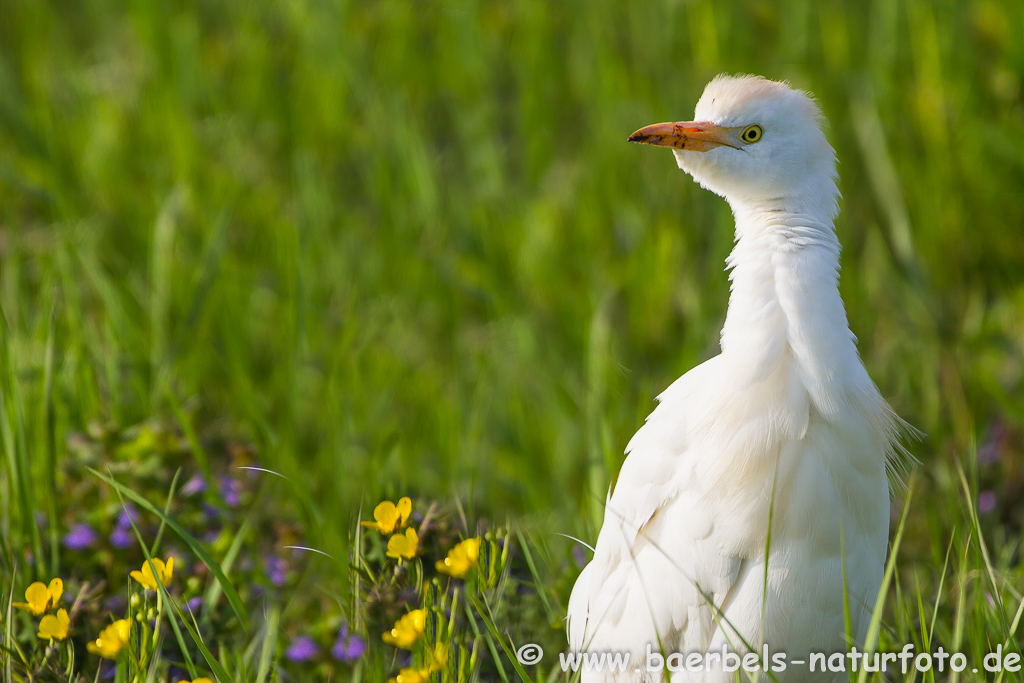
628, 121, 736, 152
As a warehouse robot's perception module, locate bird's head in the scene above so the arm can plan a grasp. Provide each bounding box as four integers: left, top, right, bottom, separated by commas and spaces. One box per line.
630, 74, 838, 216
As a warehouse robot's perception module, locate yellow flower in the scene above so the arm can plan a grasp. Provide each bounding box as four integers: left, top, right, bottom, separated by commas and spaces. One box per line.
361, 497, 412, 534
436, 537, 481, 579
388, 667, 431, 683
183, 679, 214, 683
428, 643, 448, 670
387, 528, 419, 560
38, 608, 70, 641
130, 557, 174, 590
13, 578, 63, 615
87, 619, 131, 659
386, 641, 446, 681
382, 609, 426, 649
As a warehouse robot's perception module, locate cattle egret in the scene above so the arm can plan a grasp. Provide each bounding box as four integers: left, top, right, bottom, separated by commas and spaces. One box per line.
567, 75, 911, 682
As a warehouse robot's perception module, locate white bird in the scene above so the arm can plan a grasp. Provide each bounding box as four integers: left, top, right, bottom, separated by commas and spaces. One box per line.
566, 75, 912, 682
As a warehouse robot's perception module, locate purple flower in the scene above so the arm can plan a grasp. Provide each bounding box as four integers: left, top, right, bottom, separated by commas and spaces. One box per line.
219, 477, 243, 507
572, 545, 588, 569
116, 504, 139, 529
186, 597, 202, 613
109, 504, 139, 547
110, 526, 134, 549
100, 660, 117, 680
978, 422, 1009, 466
979, 490, 998, 515
181, 474, 207, 496
285, 635, 319, 662
332, 623, 366, 663
64, 523, 99, 550
265, 556, 287, 586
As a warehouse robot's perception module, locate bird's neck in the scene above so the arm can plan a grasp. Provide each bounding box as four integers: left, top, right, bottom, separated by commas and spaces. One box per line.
719, 198, 868, 416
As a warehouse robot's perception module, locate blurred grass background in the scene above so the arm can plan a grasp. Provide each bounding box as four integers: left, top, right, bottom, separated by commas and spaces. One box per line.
2, 0, 1024, 670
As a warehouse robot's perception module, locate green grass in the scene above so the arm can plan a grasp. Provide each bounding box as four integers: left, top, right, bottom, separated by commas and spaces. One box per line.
2, 0, 1024, 680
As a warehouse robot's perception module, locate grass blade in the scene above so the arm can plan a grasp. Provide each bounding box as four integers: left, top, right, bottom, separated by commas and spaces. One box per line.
88, 467, 249, 627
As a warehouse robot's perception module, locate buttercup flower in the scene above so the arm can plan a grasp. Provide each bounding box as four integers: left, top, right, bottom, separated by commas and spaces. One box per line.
382, 609, 426, 649
183, 679, 214, 683
87, 619, 131, 659
388, 667, 431, 683
427, 643, 448, 671
386, 528, 419, 560
13, 578, 63, 615
388, 646, 446, 683
361, 497, 412, 534
38, 608, 70, 641
130, 557, 174, 590
436, 537, 481, 579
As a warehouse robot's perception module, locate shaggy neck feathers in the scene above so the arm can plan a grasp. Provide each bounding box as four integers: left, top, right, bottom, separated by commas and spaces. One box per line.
720, 197, 867, 419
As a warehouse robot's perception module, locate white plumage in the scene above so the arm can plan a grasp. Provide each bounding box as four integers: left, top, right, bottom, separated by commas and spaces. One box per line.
566, 75, 911, 682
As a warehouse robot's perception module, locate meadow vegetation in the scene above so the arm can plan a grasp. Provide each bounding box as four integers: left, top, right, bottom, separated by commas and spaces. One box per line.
1, 0, 1023, 680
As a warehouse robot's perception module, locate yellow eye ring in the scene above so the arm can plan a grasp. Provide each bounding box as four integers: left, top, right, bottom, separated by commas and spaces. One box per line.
741, 125, 763, 143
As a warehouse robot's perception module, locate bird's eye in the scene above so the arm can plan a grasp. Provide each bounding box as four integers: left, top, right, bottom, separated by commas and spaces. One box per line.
741, 125, 763, 143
